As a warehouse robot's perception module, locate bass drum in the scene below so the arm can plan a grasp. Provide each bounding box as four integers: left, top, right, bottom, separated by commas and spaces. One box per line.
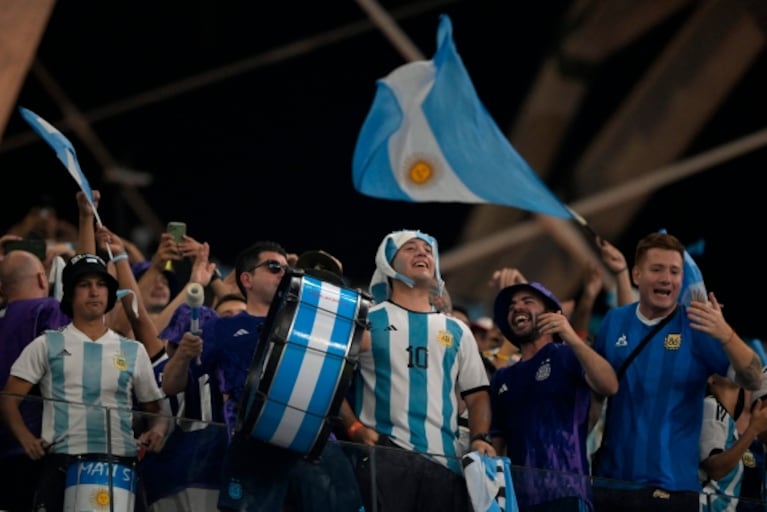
237, 269, 370, 460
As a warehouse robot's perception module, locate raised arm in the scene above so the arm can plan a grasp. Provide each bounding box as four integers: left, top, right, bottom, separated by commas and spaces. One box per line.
688, 292, 763, 390
97, 225, 165, 359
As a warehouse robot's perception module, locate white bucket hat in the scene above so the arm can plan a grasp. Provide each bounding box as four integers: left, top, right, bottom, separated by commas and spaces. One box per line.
369, 229, 444, 303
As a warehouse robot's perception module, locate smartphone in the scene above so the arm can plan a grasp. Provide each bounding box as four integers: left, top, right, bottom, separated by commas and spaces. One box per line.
166, 222, 187, 243
3, 239, 47, 261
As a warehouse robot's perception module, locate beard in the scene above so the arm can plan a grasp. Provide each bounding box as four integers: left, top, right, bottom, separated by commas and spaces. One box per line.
511, 313, 542, 346
513, 327, 541, 346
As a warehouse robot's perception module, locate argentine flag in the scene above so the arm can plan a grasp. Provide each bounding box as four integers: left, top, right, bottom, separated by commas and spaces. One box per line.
19, 107, 110, 259
659, 229, 708, 305
352, 14, 572, 219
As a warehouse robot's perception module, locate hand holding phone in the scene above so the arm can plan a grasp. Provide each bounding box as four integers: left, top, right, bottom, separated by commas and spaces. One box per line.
165, 222, 186, 271
167, 222, 187, 243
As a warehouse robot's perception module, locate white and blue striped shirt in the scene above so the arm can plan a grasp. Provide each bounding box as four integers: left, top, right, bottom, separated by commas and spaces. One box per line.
354, 301, 489, 474
699, 395, 743, 512
10, 324, 164, 457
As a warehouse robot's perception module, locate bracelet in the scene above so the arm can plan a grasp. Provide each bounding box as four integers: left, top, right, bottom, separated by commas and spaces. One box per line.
470, 432, 493, 444
723, 329, 736, 346
111, 252, 129, 263
347, 420, 364, 439
612, 266, 627, 275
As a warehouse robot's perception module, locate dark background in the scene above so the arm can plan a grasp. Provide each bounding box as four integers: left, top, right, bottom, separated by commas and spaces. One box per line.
1, 1, 765, 338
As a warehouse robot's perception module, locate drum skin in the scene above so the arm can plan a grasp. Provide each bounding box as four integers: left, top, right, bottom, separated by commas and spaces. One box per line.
237, 270, 370, 459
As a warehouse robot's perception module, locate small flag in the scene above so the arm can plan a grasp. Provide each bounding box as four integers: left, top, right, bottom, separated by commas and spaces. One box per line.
18, 107, 102, 224
352, 14, 572, 219
659, 229, 707, 305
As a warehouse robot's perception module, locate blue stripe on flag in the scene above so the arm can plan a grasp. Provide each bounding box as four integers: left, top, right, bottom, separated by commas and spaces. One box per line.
19, 107, 97, 205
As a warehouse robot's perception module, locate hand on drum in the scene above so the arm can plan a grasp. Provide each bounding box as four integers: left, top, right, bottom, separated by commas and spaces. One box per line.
177, 332, 203, 362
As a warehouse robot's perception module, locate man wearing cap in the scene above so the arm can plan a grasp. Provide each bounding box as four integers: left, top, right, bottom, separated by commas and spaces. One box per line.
489, 281, 618, 511
343, 229, 494, 512
0, 253, 167, 511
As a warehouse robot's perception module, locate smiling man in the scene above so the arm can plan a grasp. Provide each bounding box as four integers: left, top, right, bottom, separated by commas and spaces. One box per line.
489, 281, 617, 512
591, 232, 763, 512
343, 229, 495, 512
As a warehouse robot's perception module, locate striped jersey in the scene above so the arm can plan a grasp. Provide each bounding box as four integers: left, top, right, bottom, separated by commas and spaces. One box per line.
10, 324, 164, 457
593, 303, 729, 491
353, 301, 489, 474
699, 395, 742, 512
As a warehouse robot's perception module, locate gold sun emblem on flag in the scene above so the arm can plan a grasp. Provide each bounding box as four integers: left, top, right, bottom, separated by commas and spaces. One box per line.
403, 154, 440, 187
91, 487, 111, 509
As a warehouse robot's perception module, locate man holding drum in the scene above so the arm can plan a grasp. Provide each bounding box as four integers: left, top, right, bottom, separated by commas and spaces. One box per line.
342, 229, 495, 512
162, 241, 364, 512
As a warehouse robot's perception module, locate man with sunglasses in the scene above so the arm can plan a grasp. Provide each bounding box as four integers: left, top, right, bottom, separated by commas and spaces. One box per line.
161, 241, 363, 512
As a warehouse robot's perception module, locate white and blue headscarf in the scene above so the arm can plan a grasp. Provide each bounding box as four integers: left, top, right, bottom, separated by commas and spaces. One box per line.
369, 229, 444, 304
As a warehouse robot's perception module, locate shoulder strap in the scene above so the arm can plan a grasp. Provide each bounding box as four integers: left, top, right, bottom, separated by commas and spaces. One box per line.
615, 304, 679, 381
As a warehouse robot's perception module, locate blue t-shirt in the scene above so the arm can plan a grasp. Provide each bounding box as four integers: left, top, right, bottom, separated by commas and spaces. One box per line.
193, 311, 266, 434
489, 342, 592, 508
594, 303, 729, 492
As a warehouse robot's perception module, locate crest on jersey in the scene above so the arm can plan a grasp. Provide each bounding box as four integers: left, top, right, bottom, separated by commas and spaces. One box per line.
437, 330, 453, 347
113, 351, 128, 371
664, 334, 681, 350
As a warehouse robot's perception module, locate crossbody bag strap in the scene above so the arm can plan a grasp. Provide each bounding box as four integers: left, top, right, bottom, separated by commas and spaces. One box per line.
615, 304, 679, 381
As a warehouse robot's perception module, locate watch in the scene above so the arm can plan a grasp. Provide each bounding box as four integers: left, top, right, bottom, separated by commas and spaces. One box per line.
470, 432, 493, 444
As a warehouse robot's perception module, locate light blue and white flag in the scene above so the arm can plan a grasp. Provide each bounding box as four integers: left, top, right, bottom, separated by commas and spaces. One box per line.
19, 106, 103, 225
659, 229, 707, 305
352, 14, 573, 219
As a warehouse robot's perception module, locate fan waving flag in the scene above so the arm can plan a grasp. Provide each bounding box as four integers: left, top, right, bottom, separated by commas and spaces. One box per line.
352, 14, 573, 219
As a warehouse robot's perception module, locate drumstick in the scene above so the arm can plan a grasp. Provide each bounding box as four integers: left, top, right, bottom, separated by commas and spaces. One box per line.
185, 283, 205, 365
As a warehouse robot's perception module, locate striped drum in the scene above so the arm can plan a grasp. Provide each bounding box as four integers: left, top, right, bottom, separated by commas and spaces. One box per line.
237, 269, 370, 460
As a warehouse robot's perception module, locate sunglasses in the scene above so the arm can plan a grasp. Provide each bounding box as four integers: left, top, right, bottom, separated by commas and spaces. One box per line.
248, 259, 288, 274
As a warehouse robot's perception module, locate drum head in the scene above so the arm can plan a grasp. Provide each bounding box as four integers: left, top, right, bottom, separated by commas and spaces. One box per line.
235, 269, 371, 459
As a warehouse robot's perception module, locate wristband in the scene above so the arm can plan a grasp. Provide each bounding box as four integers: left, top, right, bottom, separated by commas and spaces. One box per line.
347, 420, 364, 439
612, 266, 627, 275
111, 252, 129, 263
470, 432, 493, 444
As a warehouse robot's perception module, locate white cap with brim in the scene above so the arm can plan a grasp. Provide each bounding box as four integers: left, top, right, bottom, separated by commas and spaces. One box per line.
369, 229, 444, 304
